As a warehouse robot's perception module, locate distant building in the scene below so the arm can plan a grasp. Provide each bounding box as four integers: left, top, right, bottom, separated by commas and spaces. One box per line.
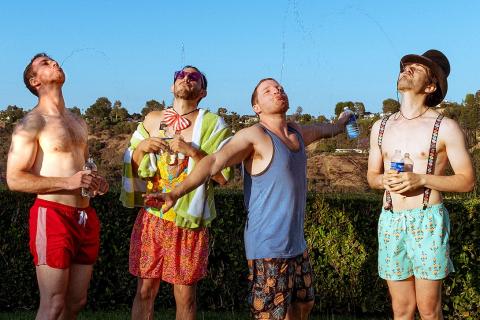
334, 148, 366, 154
362, 112, 377, 119
240, 115, 259, 125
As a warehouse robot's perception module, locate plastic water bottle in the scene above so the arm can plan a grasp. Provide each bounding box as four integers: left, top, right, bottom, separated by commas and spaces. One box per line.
344, 107, 359, 139
390, 149, 404, 172
403, 153, 414, 172
81, 157, 97, 198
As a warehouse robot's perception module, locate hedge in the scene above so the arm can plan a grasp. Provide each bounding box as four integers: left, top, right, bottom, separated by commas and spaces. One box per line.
0, 190, 478, 319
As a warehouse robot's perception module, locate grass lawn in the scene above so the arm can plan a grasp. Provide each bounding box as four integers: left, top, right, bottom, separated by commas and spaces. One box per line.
0, 310, 388, 319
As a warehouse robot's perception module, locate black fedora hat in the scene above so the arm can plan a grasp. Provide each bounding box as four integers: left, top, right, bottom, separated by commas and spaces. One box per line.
400, 49, 450, 107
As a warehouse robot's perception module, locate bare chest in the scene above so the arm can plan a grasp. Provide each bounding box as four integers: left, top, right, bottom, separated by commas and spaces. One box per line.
381, 119, 445, 171
39, 117, 87, 152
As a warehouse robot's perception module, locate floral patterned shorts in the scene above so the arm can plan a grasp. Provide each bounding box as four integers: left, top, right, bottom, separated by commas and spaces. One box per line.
129, 208, 209, 285
247, 251, 315, 320
378, 203, 454, 280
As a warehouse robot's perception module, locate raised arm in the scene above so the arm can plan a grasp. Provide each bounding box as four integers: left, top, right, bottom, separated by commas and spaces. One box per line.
145, 126, 256, 210
296, 111, 350, 146
6, 114, 93, 194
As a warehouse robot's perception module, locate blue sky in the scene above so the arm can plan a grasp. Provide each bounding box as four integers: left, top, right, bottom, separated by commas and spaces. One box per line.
1, 1, 479, 117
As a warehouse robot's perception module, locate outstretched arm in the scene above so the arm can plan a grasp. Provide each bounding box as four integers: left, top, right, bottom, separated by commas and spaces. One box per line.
145, 127, 255, 210
297, 111, 350, 146
169, 135, 229, 185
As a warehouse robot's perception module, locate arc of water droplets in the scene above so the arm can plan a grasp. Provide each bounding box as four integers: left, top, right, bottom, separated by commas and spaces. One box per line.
280, 0, 291, 82
181, 43, 185, 65
60, 48, 109, 67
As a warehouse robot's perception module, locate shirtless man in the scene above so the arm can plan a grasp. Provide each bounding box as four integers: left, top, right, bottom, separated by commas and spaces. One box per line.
120, 65, 232, 319
6, 53, 108, 320
144, 78, 350, 320
367, 50, 474, 320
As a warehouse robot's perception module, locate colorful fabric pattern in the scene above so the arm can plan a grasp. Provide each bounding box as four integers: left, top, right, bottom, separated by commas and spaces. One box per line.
145, 147, 189, 221
378, 203, 454, 280
247, 251, 315, 320
163, 108, 191, 132
129, 208, 209, 284
120, 108, 233, 228
422, 114, 444, 209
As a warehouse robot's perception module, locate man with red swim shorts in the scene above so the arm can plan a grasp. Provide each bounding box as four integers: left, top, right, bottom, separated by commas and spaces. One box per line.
6, 53, 108, 320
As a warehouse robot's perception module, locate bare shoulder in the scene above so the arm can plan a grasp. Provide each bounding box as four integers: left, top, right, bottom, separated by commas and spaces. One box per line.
12, 110, 45, 138
287, 121, 302, 131
67, 109, 87, 128
143, 110, 164, 132
438, 115, 464, 140
238, 123, 266, 140
439, 115, 461, 130
370, 119, 383, 137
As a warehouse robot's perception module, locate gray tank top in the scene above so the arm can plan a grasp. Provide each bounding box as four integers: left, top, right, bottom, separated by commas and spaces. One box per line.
243, 125, 307, 259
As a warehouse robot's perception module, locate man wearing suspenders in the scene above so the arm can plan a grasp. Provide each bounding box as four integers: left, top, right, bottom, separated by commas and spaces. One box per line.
367, 50, 475, 319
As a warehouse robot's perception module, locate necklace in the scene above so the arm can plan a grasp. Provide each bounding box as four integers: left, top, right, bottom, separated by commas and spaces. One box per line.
399, 107, 429, 120
172, 108, 198, 117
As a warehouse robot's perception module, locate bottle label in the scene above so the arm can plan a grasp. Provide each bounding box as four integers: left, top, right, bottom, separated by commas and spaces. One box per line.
346, 126, 359, 139
390, 161, 404, 172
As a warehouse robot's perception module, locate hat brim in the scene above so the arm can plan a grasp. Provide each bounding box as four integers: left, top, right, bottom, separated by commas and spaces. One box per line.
400, 54, 448, 107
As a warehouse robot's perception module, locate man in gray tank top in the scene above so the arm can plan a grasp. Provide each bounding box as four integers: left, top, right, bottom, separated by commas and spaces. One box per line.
145, 78, 350, 319
367, 50, 475, 320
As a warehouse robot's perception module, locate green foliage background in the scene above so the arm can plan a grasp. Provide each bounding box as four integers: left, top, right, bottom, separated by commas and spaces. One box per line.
0, 190, 478, 319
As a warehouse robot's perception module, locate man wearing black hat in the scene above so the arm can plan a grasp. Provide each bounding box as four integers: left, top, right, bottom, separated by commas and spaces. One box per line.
367, 50, 475, 319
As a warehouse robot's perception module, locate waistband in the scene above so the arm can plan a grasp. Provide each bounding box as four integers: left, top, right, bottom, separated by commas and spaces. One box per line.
381, 202, 445, 214
33, 198, 92, 214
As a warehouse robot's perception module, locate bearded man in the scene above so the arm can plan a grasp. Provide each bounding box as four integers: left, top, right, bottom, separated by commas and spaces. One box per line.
120, 65, 232, 319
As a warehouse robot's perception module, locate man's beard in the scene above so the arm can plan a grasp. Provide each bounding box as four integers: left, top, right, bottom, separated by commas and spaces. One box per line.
397, 75, 413, 91
174, 85, 201, 101
397, 75, 431, 94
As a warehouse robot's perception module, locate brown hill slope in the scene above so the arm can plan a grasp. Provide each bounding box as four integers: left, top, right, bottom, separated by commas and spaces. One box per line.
1, 128, 370, 193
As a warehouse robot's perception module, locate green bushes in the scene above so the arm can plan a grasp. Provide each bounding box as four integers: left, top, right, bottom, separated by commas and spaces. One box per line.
0, 190, 478, 319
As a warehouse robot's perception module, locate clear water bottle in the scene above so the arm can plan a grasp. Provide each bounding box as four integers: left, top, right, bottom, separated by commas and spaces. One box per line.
390, 149, 404, 172
81, 157, 97, 198
403, 153, 414, 172
344, 107, 359, 139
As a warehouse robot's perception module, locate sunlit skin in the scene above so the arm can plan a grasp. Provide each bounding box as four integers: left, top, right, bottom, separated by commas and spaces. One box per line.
7, 56, 108, 206
144, 78, 350, 320
6, 55, 108, 320
367, 61, 474, 320
368, 63, 474, 210
130, 67, 225, 320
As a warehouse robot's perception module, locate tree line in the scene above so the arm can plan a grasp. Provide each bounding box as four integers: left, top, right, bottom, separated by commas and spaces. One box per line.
1, 90, 479, 149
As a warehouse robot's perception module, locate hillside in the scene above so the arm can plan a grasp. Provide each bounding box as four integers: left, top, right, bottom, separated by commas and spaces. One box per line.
0, 128, 370, 193
93, 131, 370, 192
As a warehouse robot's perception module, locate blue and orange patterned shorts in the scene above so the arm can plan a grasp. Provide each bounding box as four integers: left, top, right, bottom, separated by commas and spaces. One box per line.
378, 203, 454, 280
247, 251, 315, 320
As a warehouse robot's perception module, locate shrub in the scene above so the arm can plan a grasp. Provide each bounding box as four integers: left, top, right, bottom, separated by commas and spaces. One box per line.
0, 190, 478, 319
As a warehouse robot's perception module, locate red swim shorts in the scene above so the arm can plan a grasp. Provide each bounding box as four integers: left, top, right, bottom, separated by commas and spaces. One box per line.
129, 208, 209, 285
29, 198, 100, 269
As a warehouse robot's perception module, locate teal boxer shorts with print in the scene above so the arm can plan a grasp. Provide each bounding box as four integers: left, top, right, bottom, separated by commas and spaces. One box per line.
378, 203, 454, 280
